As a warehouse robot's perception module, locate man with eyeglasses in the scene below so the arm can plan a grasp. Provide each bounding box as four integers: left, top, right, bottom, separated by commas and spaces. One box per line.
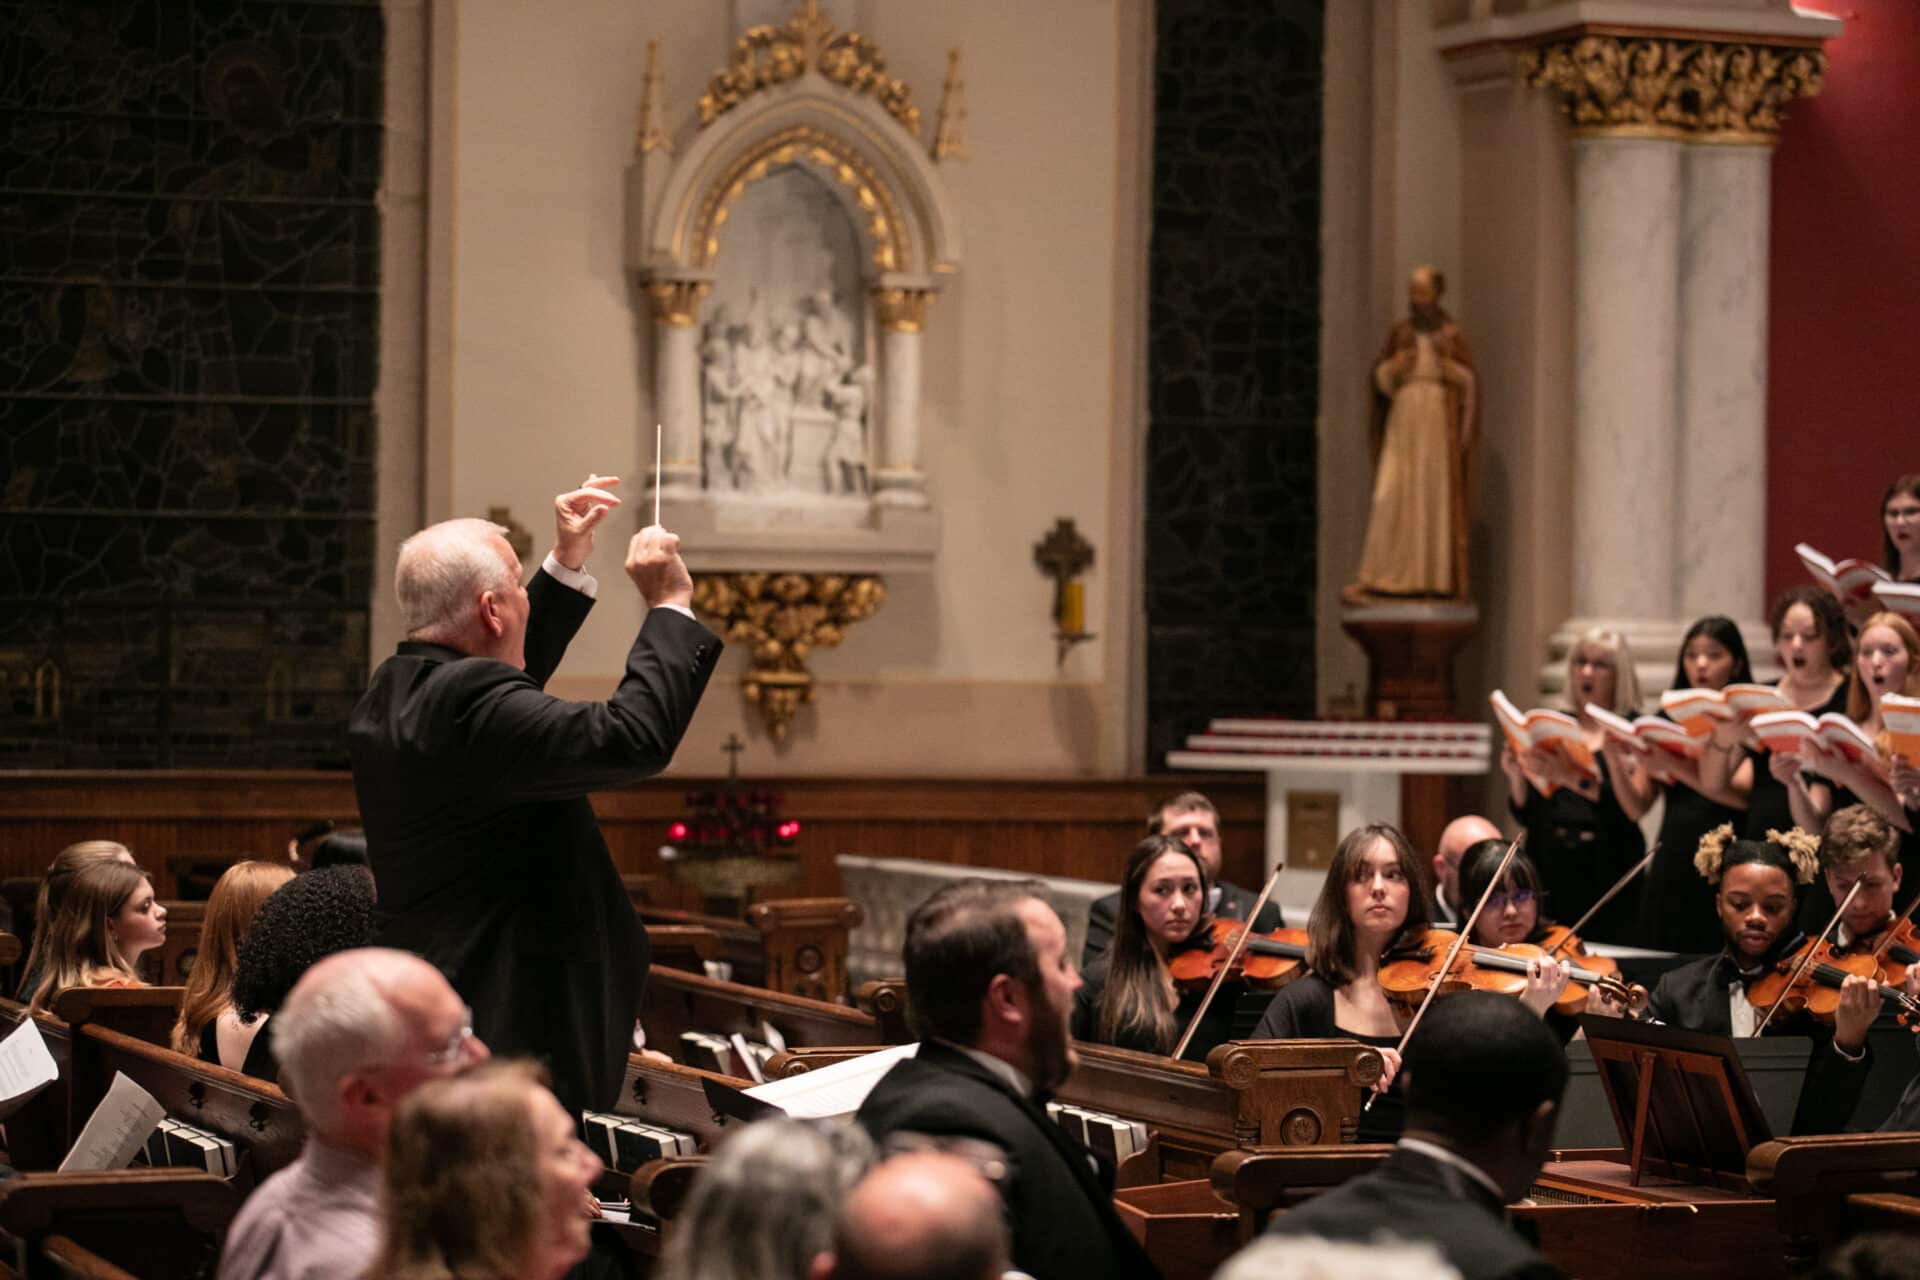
219, 948, 488, 1280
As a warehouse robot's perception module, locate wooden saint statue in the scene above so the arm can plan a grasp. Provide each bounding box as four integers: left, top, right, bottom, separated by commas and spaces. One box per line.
1344, 265, 1479, 603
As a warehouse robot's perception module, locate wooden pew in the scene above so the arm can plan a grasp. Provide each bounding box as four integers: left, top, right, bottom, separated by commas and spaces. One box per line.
0, 1170, 238, 1280
645, 924, 722, 975
0, 1000, 74, 1172
1748, 1132, 1920, 1272
636, 898, 862, 1002
49, 988, 184, 1051
641, 967, 903, 1059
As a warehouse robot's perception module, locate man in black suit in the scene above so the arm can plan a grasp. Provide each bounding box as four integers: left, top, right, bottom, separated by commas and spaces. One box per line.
1082, 791, 1281, 966
349, 475, 720, 1117
856, 880, 1160, 1280
1432, 815, 1503, 926
1262, 992, 1570, 1280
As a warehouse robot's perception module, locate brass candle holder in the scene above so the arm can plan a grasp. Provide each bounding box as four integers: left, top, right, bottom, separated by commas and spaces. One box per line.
1033, 518, 1096, 668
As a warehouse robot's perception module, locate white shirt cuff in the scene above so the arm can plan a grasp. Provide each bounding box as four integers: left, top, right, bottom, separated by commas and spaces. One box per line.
541, 552, 598, 599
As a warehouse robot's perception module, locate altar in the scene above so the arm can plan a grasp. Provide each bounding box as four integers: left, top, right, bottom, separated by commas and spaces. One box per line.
1167, 719, 1490, 902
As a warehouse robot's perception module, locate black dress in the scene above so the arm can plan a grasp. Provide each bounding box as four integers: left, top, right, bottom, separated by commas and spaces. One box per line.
196, 1015, 278, 1082
1511, 752, 1646, 945
1250, 973, 1404, 1141
1072, 939, 1235, 1063
1637, 713, 1742, 954
1742, 682, 1848, 842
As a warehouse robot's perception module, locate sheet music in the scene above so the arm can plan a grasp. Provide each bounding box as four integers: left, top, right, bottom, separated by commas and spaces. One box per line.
60, 1071, 165, 1172
0, 1017, 59, 1122
743, 1042, 918, 1119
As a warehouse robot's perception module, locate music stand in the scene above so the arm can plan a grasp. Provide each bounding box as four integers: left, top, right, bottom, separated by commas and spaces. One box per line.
1576, 1015, 1774, 1190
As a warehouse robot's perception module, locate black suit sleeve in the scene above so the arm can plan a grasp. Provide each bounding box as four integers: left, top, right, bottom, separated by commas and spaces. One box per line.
1082, 893, 1119, 968
1791, 1033, 1873, 1135
460, 606, 720, 806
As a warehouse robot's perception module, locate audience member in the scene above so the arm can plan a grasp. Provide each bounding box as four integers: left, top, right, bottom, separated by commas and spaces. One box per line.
308, 827, 371, 872
658, 1117, 873, 1280
1266, 992, 1570, 1280
26, 859, 165, 1012
857, 880, 1159, 1280
1083, 791, 1281, 966
228, 866, 378, 1084
16, 839, 136, 1001
1501, 626, 1647, 943
1216, 1236, 1463, 1280
1074, 834, 1229, 1060
217, 947, 488, 1280
172, 860, 296, 1069
368, 1059, 601, 1280
809, 1149, 1011, 1280
1431, 816, 1501, 926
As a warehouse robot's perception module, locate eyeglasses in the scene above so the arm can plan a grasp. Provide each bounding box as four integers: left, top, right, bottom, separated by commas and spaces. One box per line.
1887, 506, 1920, 523
1487, 890, 1536, 912
423, 1006, 476, 1066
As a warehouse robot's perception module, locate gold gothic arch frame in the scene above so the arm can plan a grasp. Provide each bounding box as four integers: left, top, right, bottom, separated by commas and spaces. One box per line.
689, 125, 910, 273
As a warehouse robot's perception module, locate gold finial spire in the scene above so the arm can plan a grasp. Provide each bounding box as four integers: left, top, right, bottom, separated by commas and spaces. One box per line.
931, 47, 968, 161
637, 38, 674, 156
799, 0, 833, 64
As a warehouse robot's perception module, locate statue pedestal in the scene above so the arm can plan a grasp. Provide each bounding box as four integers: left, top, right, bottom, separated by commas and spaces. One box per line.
1338, 600, 1481, 858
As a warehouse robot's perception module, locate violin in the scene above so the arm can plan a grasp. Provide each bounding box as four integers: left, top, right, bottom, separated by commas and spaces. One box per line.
1743, 935, 1920, 1028
1166, 919, 1313, 992
1376, 928, 1649, 1020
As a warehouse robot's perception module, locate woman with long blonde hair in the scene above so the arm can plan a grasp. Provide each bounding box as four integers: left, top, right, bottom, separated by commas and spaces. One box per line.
16, 840, 135, 1001
27, 860, 166, 1012
170, 860, 295, 1069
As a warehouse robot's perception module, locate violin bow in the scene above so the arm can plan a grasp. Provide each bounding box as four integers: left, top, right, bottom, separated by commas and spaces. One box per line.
1753, 880, 1862, 1036
1170, 869, 1284, 1063
1545, 844, 1659, 959
1365, 833, 1526, 1112
1867, 886, 1920, 963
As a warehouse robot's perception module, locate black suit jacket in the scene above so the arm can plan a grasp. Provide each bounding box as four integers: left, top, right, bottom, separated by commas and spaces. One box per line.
1647, 952, 1873, 1135
1268, 1146, 1563, 1280
855, 1041, 1160, 1280
1082, 878, 1282, 968
349, 571, 720, 1114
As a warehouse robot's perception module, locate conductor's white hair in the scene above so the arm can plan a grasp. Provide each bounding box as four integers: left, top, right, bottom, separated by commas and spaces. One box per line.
1214, 1235, 1462, 1280
271, 947, 425, 1137
394, 518, 514, 640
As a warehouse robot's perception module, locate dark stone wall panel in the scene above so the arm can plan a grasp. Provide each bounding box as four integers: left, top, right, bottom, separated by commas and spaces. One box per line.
0, 0, 383, 768
1144, 0, 1322, 770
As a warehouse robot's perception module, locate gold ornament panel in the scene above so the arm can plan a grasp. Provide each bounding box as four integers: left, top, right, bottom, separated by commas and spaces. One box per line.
691, 572, 886, 740
697, 0, 921, 136
1521, 35, 1825, 141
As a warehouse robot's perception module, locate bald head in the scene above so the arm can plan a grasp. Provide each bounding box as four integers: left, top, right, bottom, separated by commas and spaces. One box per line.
394, 518, 520, 649
1434, 816, 1502, 910
816, 1152, 1009, 1280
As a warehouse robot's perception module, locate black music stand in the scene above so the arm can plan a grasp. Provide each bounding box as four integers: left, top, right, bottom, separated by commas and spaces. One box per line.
1577, 1016, 1776, 1190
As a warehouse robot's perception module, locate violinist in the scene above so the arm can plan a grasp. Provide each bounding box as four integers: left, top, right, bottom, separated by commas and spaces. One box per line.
1450, 840, 1603, 1036
1611, 826, 1877, 1135
1249, 824, 1428, 1138
1815, 805, 1912, 970
1071, 835, 1233, 1061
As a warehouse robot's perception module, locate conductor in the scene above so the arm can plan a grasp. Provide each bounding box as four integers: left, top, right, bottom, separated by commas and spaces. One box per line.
349, 475, 721, 1115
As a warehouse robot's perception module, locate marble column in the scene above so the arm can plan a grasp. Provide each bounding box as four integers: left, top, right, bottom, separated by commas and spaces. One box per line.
644, 276, 710, 499
1571, 137, 1683, 627
1677, 144, 1772, 622
870, 284, 935, 509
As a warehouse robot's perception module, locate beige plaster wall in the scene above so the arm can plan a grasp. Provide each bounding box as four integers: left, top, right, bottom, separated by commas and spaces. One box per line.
417, 0, 1149, 776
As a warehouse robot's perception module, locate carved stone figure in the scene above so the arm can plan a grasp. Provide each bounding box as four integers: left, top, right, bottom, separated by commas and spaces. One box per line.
824, 365, 872, 495
1345, 265, 1479, 603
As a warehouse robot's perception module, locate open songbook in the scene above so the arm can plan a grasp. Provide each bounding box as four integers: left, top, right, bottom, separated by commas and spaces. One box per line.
1490, 691, 1597, 794
1658, 684, 1793, 736
1748, 709, 1884, 776
1584, 704, 1703, 758
1882, 693, 1920, 762
1796, 543, 1890, 607
1871, 580, 1920, 620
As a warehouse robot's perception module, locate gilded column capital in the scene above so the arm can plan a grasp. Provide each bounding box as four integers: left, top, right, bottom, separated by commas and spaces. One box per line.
871, 286, 935, 334
1520, 35, 1825, 143
643, 278, 711, 327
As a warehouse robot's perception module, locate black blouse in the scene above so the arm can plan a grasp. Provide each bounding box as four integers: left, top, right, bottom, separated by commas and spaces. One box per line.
1250, 973, 1405, 1141
1511, 752, 1647, 945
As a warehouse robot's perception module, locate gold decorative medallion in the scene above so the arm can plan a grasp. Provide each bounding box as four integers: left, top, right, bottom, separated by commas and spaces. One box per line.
691, 572, 886, 740
1521, 35, 1825, 142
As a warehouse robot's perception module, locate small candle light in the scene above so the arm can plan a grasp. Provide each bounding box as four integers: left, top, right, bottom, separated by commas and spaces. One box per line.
1061, 581, 1085, 635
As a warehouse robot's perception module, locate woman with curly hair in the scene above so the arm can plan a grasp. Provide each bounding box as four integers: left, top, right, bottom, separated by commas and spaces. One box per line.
26, 859, 166, 1012
228, 866, 376, 1082
170, 860, 295, 1069
369, 1059, 603, 1280
16, 840, 136, 1001
1613, 826, 1878, 1134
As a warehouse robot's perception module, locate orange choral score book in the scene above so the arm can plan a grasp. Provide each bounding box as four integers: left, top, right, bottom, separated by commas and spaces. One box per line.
1490, 691, 1598, 794
1748, 709, 1885, 778
1658, 684, 1794, 737
1870, 580, 1920, 621
1585, 704, 1704, 758
1881, 693, 1920, 762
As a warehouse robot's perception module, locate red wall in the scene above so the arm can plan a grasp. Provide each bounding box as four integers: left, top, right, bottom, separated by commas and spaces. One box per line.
1767, 0, 1920, 599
